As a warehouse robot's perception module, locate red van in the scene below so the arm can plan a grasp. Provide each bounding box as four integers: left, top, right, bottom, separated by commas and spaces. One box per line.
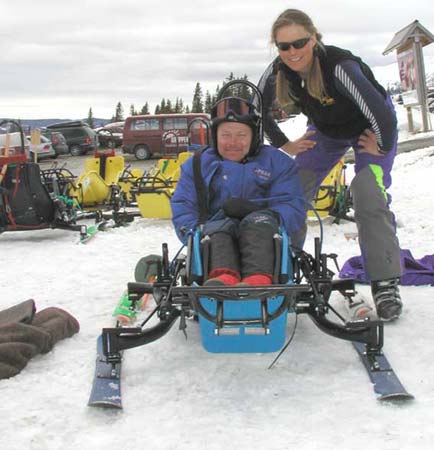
122, 113, 210, 160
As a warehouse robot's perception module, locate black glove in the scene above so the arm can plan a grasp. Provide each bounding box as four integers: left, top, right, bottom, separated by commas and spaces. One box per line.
222, 198, 264, 220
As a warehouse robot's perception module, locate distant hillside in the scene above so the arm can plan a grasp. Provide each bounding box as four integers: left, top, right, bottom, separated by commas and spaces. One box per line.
0, 118, 111, 130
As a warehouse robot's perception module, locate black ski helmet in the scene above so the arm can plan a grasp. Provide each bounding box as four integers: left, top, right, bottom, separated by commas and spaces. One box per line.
210, 96, 262, 156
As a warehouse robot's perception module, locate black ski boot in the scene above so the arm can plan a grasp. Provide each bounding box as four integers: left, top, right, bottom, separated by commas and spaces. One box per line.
371, 278, 402, 321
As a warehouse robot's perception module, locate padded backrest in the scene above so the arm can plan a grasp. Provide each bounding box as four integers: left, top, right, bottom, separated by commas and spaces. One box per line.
83, 155, 125, 185
1, 163, 54, 226
104, 156, 125, 185
84, 157, 100, 174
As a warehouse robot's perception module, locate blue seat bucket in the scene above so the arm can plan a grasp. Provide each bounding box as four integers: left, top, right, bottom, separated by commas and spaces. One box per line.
198, 295, 289, 353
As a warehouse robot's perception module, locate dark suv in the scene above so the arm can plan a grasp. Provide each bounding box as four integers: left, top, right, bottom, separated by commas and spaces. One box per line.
46, 121, 97, 156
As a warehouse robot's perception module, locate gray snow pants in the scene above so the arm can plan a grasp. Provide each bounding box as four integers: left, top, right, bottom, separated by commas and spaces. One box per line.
295, 125, 402, 282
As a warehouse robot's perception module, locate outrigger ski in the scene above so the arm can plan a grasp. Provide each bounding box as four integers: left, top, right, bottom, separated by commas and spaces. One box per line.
353, 341, 414, 400
88, 334, 122, 409
79, 209, 137, 244
88, 257, 159, 408
87, 236, 413, 410
79, 221, 107, 244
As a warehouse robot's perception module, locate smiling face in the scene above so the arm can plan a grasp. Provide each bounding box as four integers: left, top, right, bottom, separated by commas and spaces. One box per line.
275, 24, 317, 74
216, 121, 252, 162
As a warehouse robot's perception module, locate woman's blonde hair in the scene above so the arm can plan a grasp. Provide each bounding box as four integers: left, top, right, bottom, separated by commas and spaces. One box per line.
271, 9, 327, 102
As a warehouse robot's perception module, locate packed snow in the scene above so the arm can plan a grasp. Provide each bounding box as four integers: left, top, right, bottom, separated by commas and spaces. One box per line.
1, 106, 434, 450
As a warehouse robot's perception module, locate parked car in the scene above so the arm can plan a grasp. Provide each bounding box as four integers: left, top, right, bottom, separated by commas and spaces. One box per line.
46, 121, 97, 156
41, 130, 69, 156
0, 131, 29, 158
95, 126, 123, 149
26, 135, 57, 160
122, 113, 210, 160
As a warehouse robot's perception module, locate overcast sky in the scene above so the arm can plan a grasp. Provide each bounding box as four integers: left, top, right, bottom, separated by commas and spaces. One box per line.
1, 0, 433, 119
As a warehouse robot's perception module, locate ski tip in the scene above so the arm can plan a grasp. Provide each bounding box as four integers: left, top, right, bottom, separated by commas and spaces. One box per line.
88, 400, 123, 409
378, 392, 415, 402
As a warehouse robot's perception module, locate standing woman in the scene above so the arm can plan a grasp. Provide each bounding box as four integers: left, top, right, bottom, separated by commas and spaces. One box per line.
258, 9, 402, 321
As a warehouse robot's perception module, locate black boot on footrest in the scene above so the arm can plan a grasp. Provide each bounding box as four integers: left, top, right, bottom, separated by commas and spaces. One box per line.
371, 278, 402, 321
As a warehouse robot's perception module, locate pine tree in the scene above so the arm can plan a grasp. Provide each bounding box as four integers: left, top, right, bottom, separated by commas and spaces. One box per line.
114, 102, 124, 121
192, 82, 204, 113
86, 107, 94, 128
130, 104, 136, 116
154, 105, 160, 114
140, 102, 149, 115
166, 99, 173, 113
212, 84, 220, 107
185, 105, 190, 113
238, 74, 252, 101
223, 72, 237, 97
175, 97, 183, 113
204, 91, 213, 114
159, 99, 167, 114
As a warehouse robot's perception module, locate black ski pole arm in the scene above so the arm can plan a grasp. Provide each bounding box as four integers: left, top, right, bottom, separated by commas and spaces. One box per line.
293, 245, 385, 351
102, 247, 191, 359
308, 311, 384, 349
102, 308, 181, 359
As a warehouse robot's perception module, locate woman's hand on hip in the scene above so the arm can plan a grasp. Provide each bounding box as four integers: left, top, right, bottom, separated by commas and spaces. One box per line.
357, 129, 384, 156
281, 130, 316, 156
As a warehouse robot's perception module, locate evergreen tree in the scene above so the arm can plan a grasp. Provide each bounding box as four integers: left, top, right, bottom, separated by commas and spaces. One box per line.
223, 72, 236, 97
204, 91, 213, 114
86, 107, 94, 128
114, 102, 124, 121
217, 74, 252, 102
159, 99, 167, 114
192, 82, 204, 113
154, 105, 160, 114
140, 102, 149, 115
238, 74, 252, 101
166, 99, 173, 113
175, 97, 183, 113
211, 84, 220, 108
185, 105, 190, 113
130, 104, 136, 116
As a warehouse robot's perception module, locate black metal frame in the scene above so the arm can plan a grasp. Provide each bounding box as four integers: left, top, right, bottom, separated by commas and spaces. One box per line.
101, 238, 385, 370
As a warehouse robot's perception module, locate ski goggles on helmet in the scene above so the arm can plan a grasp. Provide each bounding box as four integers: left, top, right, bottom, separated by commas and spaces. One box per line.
275, 37, 311, 51
211, 97, 258, 122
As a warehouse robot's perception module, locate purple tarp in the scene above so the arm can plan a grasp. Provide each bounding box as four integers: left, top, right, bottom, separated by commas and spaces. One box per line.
339, 249, 434, 286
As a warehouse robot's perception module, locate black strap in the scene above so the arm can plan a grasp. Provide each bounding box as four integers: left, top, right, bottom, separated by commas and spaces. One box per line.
192, 148, 209, 225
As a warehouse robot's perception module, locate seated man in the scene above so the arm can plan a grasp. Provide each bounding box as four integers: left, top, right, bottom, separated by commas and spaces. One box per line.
171, 96, 306, 286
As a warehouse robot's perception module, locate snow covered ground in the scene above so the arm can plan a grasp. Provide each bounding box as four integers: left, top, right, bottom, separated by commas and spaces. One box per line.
1, 113, 434, 450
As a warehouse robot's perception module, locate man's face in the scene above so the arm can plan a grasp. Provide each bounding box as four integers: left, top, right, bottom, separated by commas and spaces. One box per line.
217, 122, 252, 162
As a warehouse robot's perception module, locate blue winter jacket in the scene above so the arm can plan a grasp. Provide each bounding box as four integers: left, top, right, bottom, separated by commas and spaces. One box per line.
171, 145, 306, 244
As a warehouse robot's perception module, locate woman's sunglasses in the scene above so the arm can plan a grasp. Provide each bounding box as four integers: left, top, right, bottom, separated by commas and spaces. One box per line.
275, 37, 311, 51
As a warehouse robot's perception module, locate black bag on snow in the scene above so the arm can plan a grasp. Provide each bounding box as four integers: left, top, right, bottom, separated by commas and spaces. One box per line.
1, 163, 54, 227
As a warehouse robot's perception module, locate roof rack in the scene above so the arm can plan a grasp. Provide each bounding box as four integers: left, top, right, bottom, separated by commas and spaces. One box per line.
47, 120, 88, 129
